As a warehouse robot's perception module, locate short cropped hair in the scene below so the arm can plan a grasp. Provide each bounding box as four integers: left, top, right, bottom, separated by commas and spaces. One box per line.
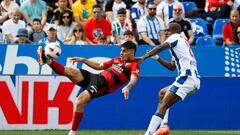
146, 1, 156, 8
117, 8, 126, 15
92, 4, 102, 10
124, 30, 134, 35
121, 41, 137, 53
33, 18, 41, 23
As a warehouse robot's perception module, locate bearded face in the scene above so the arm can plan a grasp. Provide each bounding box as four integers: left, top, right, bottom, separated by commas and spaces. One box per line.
147, 6, 157, 18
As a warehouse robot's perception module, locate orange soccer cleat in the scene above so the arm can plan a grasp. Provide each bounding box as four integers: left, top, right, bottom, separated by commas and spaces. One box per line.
153, 125, 170, 135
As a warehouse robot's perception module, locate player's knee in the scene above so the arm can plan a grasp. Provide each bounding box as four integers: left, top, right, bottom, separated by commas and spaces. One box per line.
75, 98, 87, 109
158, 90, 165, 100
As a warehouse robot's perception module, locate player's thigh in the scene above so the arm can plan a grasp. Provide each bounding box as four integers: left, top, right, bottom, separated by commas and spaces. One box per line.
64, 67, 84, 83
76, 90, 91, 105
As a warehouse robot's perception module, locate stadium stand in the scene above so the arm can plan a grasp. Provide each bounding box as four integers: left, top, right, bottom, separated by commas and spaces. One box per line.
182, 1, 197, 13
212, 18, 230, 45
190, 18, 208, 41
196, 36, 216, 46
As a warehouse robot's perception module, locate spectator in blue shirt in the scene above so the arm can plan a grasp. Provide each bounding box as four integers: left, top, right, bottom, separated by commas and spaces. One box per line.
39, 24, 64, 46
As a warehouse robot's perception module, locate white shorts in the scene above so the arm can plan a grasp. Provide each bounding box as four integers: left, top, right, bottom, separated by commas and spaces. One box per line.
168, 75, 200, 100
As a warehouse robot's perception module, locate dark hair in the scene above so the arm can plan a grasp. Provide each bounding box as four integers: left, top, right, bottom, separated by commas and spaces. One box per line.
92, 4, 102, 10
169, 23, 181, 34
124, 30, 134, 35
117, 8, 126, 15
146, 1, 156, 8
121, 41, 137, 53
58, 10, 73, 26
33, 18, 41, 23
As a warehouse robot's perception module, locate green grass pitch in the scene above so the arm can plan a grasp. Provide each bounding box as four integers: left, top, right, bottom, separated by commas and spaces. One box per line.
0, 130, 240, 135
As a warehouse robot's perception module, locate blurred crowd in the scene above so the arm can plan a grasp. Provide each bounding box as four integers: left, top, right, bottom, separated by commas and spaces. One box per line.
0, 0, 240, 46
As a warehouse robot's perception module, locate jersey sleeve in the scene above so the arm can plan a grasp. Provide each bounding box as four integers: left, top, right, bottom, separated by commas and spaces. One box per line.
111, 22, 117, 35
131, 7, 138, 21
105, 20, 112, 36
137, 18, 147, 33
164, 34, 178, 48
131, 62, 140, 77
222, 23, 229, 39
156, 2, 164, 16
102, 58, 115, 69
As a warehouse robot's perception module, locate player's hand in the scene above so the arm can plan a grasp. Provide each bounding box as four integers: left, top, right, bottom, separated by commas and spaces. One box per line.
122, 86, 130, 100
70, 57, 85, 64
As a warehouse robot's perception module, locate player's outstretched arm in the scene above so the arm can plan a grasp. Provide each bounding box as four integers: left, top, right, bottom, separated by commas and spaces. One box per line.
70, 57, 105, 70
122, 74, 138, 100
143, 42, 170, 59
152, 56, 176, 71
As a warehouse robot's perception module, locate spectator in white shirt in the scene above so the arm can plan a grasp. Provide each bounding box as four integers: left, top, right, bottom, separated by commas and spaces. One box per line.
2, 7, 25, 43
157, 0, 184, 26
0, 0, 19, 24
137, 2, 165, 46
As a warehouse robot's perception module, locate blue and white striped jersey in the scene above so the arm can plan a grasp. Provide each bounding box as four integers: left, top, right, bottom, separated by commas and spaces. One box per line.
131, 3, 147, 24
164, 33, 198, 76
157, 0, 185, 25
137, 15, 165, 41
39, 37, 64, 46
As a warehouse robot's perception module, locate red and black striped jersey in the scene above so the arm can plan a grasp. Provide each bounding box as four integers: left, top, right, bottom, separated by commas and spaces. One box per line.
100, 57, 140, 93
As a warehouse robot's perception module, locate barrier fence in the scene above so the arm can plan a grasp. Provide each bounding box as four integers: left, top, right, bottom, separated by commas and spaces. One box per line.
0, 45, 239, 130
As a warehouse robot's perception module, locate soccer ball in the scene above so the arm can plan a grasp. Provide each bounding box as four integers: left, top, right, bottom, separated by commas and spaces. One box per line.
44, 42, 61, 59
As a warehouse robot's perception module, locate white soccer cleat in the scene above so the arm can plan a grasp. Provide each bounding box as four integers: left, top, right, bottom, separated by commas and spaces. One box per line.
68, 130, 76, 135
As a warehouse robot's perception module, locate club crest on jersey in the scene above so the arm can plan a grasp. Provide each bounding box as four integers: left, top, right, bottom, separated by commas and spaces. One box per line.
112, 63, 124, 72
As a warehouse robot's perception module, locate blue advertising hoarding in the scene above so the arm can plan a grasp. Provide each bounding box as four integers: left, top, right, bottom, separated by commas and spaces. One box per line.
0, 45, 239, 77
0, 44, 240, 130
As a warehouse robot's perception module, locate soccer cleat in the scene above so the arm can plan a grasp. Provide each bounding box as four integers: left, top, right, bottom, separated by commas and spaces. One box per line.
153, 125, 170, 135
68, 130, 76, 135
37, 46, 45, 65
37, 46, 52, 65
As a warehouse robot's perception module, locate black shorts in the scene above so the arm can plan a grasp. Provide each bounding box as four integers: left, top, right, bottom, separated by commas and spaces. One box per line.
77, 69, 108, 99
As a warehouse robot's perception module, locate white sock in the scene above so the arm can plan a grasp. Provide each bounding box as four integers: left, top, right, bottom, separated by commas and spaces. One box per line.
68, 130, 76, 135
160, 109, 169, 127
144, 113, 163, 135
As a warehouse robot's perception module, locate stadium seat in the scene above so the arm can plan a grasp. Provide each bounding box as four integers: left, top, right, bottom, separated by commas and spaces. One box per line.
196, 36, 216, 46
212, 19, 230, 45
182, 2, 197, 13
190, 18, 208, 41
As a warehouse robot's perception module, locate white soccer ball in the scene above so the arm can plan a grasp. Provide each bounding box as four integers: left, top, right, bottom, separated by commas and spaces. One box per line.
44, 42, 61, 59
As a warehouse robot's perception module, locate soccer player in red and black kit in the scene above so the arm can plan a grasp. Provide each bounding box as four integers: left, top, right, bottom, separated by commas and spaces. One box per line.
37, 41, 140, 135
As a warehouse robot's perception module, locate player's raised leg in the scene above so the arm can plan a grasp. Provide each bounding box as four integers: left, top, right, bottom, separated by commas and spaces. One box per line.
37, 46, 85, 84
37, 46, 89, 135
